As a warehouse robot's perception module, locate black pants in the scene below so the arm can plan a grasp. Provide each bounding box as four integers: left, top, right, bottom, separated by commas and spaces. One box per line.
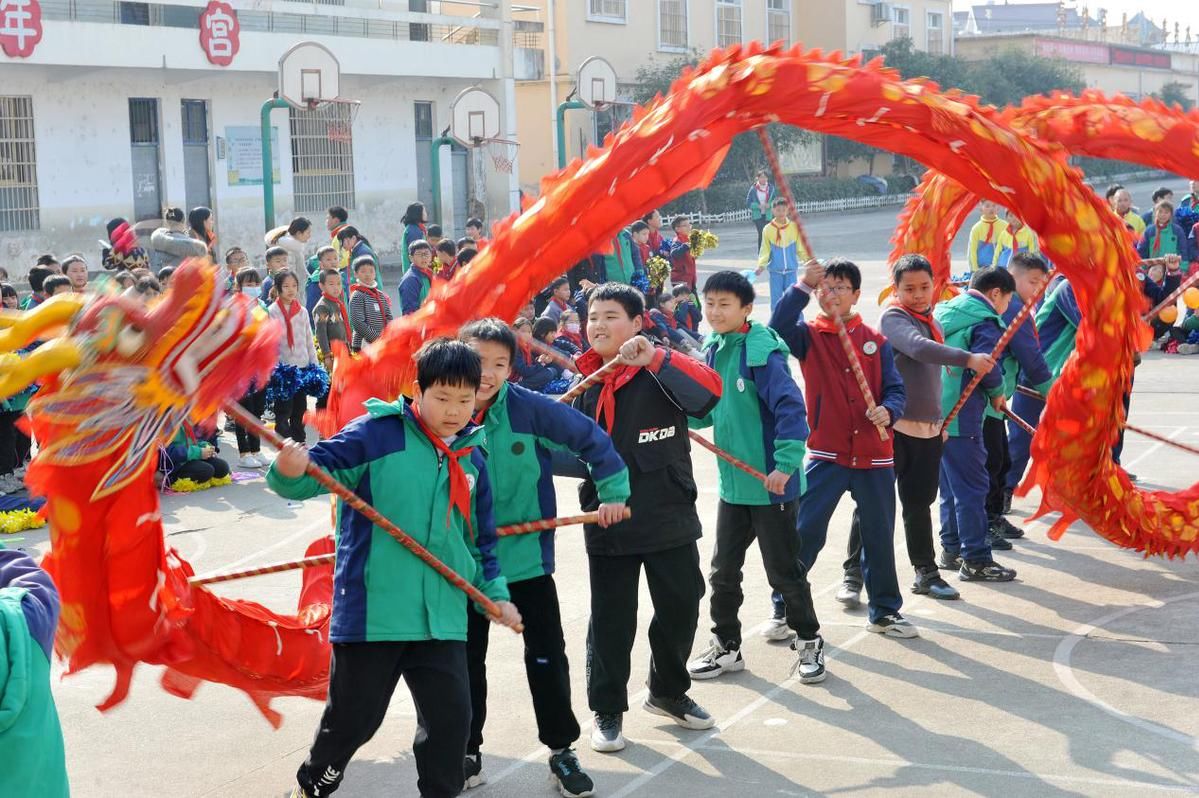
297, 641, 470, 798
467, 574, 579, 753
1113, 387, 1132, 465
0, 410, 21, 475
274, 393, 308, 444
710, 499, 819, 642
844, 430, 941, 581
586, 542, 705, 714
235, 389, 267, 454
167, 457, 230, 485
983, 415, 1010, 520
753, 216, 768, 251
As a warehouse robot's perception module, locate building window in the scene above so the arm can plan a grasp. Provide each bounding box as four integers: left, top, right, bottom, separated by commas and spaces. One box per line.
0, 97, 38, 232
716, 0, 742, 47
767, 0, 789, 46
658, 0, 687, 51
587, 0, 626, 23
892, 6, 910, 41
926, 11, 944, 54
289, 106, 355, 213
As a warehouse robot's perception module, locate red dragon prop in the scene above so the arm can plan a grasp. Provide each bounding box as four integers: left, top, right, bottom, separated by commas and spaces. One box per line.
0, 43, 1189, 728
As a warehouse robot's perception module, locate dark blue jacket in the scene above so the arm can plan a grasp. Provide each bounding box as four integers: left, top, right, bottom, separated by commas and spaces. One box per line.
514, 346, 559, 391
675, 300, 701, 333
1141, 269, 1182, 306
987, 293, 1054, 420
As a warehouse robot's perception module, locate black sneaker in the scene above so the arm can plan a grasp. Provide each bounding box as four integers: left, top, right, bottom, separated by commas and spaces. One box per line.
589, 713, 625, 753
937, 550, 963, 570
987, 524, 1014, 550
959, 559, 1017, 582
1002, 488, 1013, 515
643, 693, 715, 730
991, 516, 1025, 539
687, 637, 745, 679
464, 751, 484, 789
911, 567, 960, 600
791, 636, 826, 684
548, 748, 595, 797
866, 612, 919, 639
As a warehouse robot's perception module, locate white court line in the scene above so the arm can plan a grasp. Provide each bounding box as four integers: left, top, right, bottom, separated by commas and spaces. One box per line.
691, 744, 1199, 794
484, 576, 850, 788
1120, 426, 1188, 470
1052, 590, 1199, 753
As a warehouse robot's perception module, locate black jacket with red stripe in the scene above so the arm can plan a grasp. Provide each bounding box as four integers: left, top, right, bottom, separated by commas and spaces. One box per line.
570, 345, 722, 555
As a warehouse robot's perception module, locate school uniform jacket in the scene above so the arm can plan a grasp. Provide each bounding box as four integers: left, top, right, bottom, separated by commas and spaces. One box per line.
757, 219, 810, 274
479, 382, 629, 583
934, 291, 1006, 437
399, 265, 434, 315
967, 217, 1007, 271
1032, 279, 1082, 381
770, 283, 905, 469
669, 235, 697, 288
267, 398, 508, 643
991, 226, 1038, 269
570, 346, 721, 556
691, 321, 809, 505
984, 293, 1053, 420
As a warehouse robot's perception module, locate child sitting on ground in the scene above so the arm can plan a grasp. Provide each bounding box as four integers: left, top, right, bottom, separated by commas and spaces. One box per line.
513, 318, 572, 394
672, 283, 702, 337
555, 310, 585, 357
269, 339, 520, 798
650, 292, 703, 356
161, 421, 230, 488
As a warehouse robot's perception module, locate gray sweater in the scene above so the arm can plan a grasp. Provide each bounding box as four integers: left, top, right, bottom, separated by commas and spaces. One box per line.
879, 306, 972, 424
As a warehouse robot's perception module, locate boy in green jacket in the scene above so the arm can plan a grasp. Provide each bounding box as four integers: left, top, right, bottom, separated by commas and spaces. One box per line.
459, 319, 629, 797
684, 271, 825, 684
271, 338, 520, 798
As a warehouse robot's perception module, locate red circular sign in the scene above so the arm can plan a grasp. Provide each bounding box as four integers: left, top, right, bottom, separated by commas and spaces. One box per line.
199, 0, 239, 67
0, 0, 44, 59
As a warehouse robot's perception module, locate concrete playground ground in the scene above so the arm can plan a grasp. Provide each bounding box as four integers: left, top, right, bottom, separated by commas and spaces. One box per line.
38, 181, 1199, 797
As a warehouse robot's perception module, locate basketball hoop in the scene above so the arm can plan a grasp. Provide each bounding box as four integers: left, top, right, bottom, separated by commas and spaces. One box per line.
312, 98, 361, 143
482, 137, 520, 174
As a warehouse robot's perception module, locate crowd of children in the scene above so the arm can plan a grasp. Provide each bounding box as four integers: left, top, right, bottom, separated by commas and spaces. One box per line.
2, 181, 1187, 798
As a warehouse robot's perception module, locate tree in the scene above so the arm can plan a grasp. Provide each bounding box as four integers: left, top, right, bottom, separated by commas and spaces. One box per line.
631, 55, 814, 184
1154, 82, 1194, 112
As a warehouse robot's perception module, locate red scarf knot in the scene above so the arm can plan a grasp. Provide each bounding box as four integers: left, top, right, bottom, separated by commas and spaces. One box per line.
322, 292, 351, 342
410, 404, 476, 539
350, 283, 391, 313
887, 299, 943, 344
276, 298, 301, 350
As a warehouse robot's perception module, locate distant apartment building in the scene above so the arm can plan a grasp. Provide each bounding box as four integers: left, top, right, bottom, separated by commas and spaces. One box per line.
512, 0, 952, 190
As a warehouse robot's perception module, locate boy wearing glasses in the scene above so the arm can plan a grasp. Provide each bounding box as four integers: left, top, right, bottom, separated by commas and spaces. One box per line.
770, 258, 915, 643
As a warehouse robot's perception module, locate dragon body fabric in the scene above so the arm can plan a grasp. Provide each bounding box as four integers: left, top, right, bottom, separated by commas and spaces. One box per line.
1, 261, 335, 726
892, 91, 1199, 555
0, 44, 1190, 727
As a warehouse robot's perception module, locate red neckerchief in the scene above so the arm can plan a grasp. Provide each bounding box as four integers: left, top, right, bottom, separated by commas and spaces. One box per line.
981, 218, 997, 244
1152, 221, 1168, 255
1010, 227, 1023, 253
887, 298, 943, 344
552, 296, 570, 311
436, 259, 457, 280
409, 403, 476, 539
276, 298, 301, 349
648, 230, 664, 251
809, 312, 862, 336
560, 330, 583, 348
414, 264, 434, 282
739, 321, 751, 333
660, 310, 678, 329
322, 292, 351, 341
516, 337, 532, 363
350, 283, 391, 314
575, 349, 639, 433
330, 224, 347, 242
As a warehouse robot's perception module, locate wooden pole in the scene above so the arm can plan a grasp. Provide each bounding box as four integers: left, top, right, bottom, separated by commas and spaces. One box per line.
222, 401, 522, 632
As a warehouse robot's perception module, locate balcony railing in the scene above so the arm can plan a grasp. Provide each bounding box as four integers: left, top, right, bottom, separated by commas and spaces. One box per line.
38, 0, 502, 45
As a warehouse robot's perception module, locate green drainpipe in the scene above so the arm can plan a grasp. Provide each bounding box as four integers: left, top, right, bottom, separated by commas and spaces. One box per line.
556, 99, 587, 169
260, 97, 289, 232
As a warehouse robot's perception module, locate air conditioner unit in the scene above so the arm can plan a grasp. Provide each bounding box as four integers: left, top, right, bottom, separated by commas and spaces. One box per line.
871, 2, 892, 27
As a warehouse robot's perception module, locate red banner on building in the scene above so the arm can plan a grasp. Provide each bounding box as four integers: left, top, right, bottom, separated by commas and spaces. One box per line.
200, 0, 239, 67
0, 0, 43, 58
1111, 46, 1171, 70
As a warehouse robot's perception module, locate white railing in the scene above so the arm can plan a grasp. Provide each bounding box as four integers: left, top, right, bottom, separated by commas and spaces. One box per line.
673, 192, 910, 226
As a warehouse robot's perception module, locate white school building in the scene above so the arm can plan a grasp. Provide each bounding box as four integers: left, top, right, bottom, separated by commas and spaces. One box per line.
0, 0, 529, 277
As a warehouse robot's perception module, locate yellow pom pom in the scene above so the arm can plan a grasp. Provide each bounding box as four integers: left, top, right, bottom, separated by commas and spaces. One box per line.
1159, 305, 1179, 324
0, 509, 47, 534
1184, 287, 1199, 310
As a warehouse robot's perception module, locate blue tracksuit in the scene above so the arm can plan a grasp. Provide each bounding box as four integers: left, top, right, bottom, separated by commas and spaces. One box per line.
935, 292, 1006, 564
1006, 281, 1082, 492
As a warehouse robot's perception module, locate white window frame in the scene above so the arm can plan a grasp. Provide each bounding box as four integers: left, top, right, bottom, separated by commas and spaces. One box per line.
657, 0, 688, 53
766, 0, 789, 46
715, 0, 743, 48
891, 4, 911, 41
586, 0, 627, 25
926, 10, 944, 54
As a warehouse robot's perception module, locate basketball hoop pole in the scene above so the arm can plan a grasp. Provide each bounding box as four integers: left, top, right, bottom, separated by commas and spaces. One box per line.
555, 99, 587, 170
429, 131, 456, 227
260, 96, 289, 232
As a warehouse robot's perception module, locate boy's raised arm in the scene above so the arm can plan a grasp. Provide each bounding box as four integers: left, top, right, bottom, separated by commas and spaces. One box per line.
769, 281, 813, 360
645, 346, 722, 418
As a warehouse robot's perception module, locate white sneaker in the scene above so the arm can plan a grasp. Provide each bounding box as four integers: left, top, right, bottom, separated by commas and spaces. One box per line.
866, 612, 920, 639
687, 637, 745, 679
792, 636, 827, 684
761, 616, 792, 641
0, 473, 24, 495
590, 713, 625, 753
238, 455, 261, 469
251, 453, 271, 468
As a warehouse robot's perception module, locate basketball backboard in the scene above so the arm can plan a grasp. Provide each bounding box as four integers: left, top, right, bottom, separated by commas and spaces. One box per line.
279, 42, 340, 109
577, 56, 617, 109
449, 86, 501, 146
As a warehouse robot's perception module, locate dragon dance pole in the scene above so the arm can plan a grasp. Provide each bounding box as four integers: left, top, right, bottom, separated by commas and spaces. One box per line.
1013, 385, 1199, 458
222, 401, 522, 632
757, 127, 888, 441
498, 509, 631, 537
688, 431, 768, 482
1142, 267, 1199, 323
941, 279, 1050, 431
556, 357, 622, 405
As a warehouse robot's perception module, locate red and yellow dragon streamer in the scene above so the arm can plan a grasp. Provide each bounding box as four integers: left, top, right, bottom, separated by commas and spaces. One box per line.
892, 91, 1199, 555
0, 43, 1191, 727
